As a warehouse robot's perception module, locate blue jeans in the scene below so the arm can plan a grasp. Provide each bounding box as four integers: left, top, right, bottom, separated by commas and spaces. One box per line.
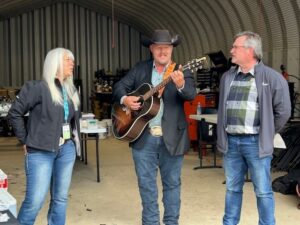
132, 134, 184, 225
18, 140, 76, 225
223, 135, 275, 225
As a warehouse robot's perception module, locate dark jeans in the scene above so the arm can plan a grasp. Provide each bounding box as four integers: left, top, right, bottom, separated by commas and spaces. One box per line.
132, 134, 184, 225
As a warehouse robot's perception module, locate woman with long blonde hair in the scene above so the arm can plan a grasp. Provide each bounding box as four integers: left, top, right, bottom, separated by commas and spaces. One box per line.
8, 47, 81, 225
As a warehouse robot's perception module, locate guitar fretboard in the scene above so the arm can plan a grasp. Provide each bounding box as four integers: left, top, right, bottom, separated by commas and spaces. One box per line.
142, 61, 201, 101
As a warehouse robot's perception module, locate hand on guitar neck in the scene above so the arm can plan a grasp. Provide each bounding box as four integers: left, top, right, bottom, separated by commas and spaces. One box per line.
123, 95, 142, 111
170, 65, 185, 89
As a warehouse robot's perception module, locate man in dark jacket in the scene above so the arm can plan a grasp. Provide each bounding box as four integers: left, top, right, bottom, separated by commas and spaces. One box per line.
112, 29, 196, 225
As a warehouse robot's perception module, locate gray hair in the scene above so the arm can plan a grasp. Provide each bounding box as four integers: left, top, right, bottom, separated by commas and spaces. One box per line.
43, 48, 80, 108
234, 31, 263, 60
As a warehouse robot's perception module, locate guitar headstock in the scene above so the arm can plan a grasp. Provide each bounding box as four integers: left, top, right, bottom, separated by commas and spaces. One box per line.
183, 57, 208, 73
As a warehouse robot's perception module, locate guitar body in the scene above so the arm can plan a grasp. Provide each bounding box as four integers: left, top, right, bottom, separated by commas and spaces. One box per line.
111, 57, 206, 142
112, 83, 161, 142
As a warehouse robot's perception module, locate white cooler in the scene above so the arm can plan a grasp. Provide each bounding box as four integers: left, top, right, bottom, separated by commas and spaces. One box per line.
0, 189, 17, 217
0, 169, 8, 190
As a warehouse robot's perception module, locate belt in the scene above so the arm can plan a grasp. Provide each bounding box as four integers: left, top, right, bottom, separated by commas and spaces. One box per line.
149, 126, 163, 137
227, 133, 258, 137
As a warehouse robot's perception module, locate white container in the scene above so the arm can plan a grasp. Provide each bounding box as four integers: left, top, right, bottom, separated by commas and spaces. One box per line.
81, 113, 95, 120
101, 119, 112, 136
87, 119, 98, 129
196, 102, 202, 115
80, 119, 88, 129
97, 121, 107, 139
0, 189, 17, 217
80, 113, 96, 129
0, 169, 8, 190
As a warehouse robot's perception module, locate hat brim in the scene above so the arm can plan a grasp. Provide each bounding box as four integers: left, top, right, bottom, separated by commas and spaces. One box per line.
141, 34, 181, 48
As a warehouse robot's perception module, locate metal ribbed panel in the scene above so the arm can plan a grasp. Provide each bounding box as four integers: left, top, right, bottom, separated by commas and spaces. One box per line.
263, 0, 283, 49
1, 0, 300, 110
231, 0, 254, 31
0, 21, 10, 85
283, 0, 300, 88
0, 2, 148, 110
279, 0, 299, 48
203, 0, 231, 52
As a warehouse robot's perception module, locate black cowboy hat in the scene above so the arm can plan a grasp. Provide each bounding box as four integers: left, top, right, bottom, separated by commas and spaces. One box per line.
141, 29, 181, 48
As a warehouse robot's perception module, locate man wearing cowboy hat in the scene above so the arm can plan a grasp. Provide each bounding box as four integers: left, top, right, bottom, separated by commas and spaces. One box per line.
113, 29, 196, 225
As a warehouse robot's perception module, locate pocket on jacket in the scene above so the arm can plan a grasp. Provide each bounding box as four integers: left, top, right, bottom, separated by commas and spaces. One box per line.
177, 122, 187, 130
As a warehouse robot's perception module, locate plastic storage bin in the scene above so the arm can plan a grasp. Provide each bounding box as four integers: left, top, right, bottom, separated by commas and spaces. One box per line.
0, 169, 8, 190
0, 189, 17, 217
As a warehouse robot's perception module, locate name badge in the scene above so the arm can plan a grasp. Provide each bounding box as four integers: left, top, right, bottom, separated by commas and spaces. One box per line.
62, 123, 71, 140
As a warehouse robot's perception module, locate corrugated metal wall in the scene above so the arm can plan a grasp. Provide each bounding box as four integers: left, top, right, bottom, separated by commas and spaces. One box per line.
1, 0, 300, 113
0, 2, 150, 110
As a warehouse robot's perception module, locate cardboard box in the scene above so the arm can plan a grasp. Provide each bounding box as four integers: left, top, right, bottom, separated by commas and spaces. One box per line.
0, 169, 8, 190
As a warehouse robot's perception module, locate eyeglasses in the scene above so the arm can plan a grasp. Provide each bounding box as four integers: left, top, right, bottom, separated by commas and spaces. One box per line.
231, 45, 246, 49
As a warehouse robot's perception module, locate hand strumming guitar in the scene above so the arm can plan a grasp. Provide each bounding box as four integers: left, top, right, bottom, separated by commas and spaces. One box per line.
123, 95, 142, 111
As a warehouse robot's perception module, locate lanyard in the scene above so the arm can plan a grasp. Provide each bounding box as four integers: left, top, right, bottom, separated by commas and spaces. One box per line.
62, 87, 69, 123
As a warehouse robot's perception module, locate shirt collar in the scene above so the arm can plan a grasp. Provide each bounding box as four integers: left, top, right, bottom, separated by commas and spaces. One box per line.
152, 61, 170, 73
237, 62, 258, 76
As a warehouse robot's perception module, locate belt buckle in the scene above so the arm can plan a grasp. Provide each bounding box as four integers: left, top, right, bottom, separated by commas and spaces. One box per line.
149, 126, 163, 137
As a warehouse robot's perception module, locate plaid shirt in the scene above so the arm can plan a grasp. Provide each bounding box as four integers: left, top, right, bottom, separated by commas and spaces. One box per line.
226, 70, 260, 134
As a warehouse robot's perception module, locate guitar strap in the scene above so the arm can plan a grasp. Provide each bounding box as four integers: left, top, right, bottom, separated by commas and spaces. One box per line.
158, 62, 177, 97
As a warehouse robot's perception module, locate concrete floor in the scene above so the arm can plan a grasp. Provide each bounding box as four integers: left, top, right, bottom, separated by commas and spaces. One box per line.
0, 136, 299, 225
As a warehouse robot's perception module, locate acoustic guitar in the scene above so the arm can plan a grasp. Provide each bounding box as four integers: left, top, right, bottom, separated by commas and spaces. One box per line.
111, 57, 206, 142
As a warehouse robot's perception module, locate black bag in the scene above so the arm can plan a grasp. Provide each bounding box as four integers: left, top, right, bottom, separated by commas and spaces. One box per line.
272, 169, 300, 195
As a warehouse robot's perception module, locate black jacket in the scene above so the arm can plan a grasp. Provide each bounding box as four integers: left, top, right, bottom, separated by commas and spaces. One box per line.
8, 80, 81, 153
112, 59, 196, 156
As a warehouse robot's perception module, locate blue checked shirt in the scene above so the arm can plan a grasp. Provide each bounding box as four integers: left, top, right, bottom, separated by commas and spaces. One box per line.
226, 68, 260, 134
148, 63, 165, 128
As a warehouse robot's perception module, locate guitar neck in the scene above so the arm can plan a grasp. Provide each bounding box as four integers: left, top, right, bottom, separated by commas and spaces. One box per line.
143, 63, 190, 101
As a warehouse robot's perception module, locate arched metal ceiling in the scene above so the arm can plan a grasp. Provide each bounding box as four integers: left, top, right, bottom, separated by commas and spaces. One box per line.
0, 0, 300, 76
